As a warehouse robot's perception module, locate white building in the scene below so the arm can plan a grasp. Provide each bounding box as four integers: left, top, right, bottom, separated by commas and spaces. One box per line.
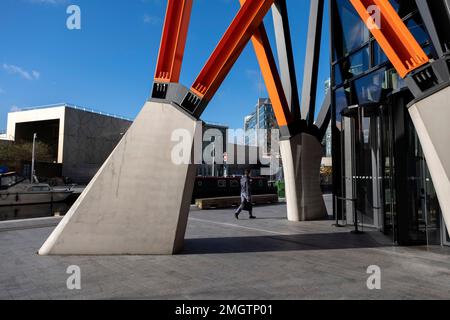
5, 104, 132, 183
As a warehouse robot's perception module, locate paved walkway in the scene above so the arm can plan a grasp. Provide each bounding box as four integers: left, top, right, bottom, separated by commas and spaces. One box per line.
0, 197, 449, 300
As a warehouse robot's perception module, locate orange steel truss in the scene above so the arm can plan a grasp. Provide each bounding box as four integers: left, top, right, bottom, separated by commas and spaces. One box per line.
154, 0, 193, 83
153, 0, 433, 127
190, 0, 275, 102
239, 0, 293, 127
349, 0, 429, 78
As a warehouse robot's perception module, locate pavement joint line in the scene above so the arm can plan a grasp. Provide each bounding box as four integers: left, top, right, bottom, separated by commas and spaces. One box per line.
0, 223, 59, 233
189, 217, 292, 236
189, 217, 384, 251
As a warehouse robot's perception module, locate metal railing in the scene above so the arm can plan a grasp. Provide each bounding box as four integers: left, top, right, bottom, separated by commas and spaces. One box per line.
10, 103, 133, 122
334, 195, 364, 234
204, 121, 229, 128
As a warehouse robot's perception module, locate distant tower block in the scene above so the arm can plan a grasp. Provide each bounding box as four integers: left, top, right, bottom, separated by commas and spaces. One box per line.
408, 85, 450, 236
39, 102, 200, 255
280, 132, 328, 221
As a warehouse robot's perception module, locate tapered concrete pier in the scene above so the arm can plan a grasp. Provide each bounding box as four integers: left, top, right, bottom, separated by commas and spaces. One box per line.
280, 132, 328, 222
39, 102, 200, 255
408, 85, 450, 234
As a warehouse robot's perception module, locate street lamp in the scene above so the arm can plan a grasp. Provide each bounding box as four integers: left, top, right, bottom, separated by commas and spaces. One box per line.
31, 133, 37, 184
211, 136, 216, 177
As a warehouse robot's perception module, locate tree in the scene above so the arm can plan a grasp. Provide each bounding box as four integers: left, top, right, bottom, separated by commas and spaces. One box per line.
320, 165, 333, 185
0, 141, 54, 168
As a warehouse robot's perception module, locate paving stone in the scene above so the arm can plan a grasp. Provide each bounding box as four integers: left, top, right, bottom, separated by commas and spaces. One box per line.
0, 198, 449, 300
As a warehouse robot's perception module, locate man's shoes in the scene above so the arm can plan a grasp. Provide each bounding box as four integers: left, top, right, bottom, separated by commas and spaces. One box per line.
235, 212, 240, 220
249, 215, 256, 219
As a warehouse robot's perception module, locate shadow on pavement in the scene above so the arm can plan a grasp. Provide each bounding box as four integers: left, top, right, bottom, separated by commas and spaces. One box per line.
182, 232, 384, 255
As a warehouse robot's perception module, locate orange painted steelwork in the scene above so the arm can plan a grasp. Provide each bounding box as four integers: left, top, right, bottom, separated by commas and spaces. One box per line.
349, 0, 429, 78
190, 0, 275, 102
154, 0, 193, 83
239, 0, 293, 127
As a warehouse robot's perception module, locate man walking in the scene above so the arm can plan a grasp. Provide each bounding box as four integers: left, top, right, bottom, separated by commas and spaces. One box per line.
235, 169, 256, 220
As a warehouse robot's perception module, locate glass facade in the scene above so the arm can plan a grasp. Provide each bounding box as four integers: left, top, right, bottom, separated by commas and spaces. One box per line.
330, 0, 447, 245
244, 98, 278, 148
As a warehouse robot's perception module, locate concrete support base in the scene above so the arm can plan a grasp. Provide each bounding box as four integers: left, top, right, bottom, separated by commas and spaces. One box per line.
39, 102, 200, 255
408, 86, 450, 235
280, 132, 328, 221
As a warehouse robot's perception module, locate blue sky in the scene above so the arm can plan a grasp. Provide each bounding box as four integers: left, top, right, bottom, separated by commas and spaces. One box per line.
0, 0, 330, 130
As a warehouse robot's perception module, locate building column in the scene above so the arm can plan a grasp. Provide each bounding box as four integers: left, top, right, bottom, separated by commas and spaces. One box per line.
408, 85, 450, 237
280, 132, 328, 221
39, 101, 200, 255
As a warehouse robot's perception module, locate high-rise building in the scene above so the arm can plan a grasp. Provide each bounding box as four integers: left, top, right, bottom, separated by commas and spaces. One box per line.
244, 98, 278, 149
322, 78, 332, 159
243, 98, 281, 180
197, 122, 228, 177
325, 78, 331, 95
322, 124, 332, 159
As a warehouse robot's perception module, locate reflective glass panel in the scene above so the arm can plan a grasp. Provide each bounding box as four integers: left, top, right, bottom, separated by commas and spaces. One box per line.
373, 42, 388, 66
354, 68, 387, 105
335, 46, 370, 82
334, 0, 370, 58
406, 16, 430, 46
335, 86, 351, 124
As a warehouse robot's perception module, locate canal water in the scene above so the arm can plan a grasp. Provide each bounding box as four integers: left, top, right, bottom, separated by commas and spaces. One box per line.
0, 199, 75, 222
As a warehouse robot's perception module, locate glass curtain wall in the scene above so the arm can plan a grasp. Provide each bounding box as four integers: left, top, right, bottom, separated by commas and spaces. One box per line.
330, 0, 445, 245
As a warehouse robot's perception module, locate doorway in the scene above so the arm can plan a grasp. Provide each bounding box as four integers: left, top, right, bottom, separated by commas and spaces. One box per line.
442, 221, 450, 246
341, 103, 383, 230
339, 92, 447, 246
380, 103, 396, 242
409, 129, 442, 245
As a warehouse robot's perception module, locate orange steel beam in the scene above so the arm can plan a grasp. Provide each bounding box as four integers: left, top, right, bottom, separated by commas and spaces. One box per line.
350, 0, 429, 78
190, 0, 275, 102
154, 0, 193, 83
238, 0, 293, 127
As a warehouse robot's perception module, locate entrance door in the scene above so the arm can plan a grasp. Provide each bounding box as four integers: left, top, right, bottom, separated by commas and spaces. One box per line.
354, 106, 383, 229
342, 104, 383, 230
411, 133, 442, 245
380, 103, 397, 242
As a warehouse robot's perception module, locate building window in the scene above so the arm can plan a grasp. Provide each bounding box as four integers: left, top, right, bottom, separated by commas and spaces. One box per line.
334, 0, 370, 58
354, 68, 387, 105
373, 42, 389, 66
389, 0, 417, 18
334, 64, 344, 87
406, 16, 431, 46
334, 86, 351, 123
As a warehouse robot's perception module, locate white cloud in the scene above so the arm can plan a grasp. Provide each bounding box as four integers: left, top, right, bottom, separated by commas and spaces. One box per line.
10, 105, 21, 112
27, 0, 68, 5
3, 64, 40, 81
144, 14, 162, 26
32, 70, 40, 80
245, 68, 265, 95
141, 0, 163, 5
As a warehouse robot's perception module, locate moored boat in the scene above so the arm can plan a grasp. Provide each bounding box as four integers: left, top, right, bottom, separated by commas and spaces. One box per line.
0, 173, 73, 206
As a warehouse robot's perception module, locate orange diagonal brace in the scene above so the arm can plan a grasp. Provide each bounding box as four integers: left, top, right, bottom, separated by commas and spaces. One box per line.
350, 0, 429, 78
154, 0, 193, 83
191, 0, 275, 102
239, 0, 293, 127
